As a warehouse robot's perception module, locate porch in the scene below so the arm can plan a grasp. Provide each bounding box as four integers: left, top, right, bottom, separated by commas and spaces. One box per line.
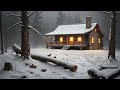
45, 35, 88, 49
46, 41, 88, 48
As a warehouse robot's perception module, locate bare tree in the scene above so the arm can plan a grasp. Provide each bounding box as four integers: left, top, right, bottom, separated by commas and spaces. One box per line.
21, 11, 30, 59
105, 11, 119, 60
5, 11, 41, 59
0, 11, 4, 54
108, 11, 117, 60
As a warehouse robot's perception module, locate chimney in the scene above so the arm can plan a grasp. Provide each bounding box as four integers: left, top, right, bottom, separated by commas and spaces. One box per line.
86, 16, 92, 29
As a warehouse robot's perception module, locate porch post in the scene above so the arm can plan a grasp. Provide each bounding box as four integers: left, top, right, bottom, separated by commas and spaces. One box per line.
45, 36, 48, 48
67, 35, 68, 45
51, 35, 52, 45
62, 35, 63, 45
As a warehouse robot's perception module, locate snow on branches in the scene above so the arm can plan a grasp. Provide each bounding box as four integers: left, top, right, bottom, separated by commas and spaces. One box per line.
28, 25, 41, 35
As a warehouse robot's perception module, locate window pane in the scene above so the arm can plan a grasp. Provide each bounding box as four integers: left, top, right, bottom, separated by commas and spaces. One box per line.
60, 37, 63, 42
92, 37, 94, 44
70, 37, 73, 41
98, 38, 100, 43
78, 37, 82, 41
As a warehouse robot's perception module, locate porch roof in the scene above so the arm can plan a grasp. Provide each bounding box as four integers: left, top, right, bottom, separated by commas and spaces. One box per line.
45, 23, 97, 35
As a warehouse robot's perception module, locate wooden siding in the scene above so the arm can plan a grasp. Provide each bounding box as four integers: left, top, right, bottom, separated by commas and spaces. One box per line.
89, 27, 103, 50
45, 25, 103, 50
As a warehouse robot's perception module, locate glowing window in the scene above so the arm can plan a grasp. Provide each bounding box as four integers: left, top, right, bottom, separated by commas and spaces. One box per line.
92, 37, 94, 44
78, 37, 82, 42
70, 37, 73, 41
98, 38, 101, 43
60, 37, 63, 42
95, 28, 97, 32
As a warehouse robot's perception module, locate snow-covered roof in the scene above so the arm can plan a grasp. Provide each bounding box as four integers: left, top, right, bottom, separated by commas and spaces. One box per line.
45, 23, 97, 35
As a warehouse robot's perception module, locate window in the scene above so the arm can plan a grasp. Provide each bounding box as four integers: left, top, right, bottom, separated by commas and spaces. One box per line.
92, 37, 94, 44
60, 37, 63, 42
98, 38, 100, 43
95, 28, 97, 32
70, 37, 73, 41
78, 37, 82, 42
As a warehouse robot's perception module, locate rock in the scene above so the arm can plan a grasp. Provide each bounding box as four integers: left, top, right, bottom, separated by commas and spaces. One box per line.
47, 54, 52, 57
21, 75, 27, 79
29, 64, 37, 68
25, 63, 29, 66
30, 72, 33, 74
53, 56, 56, 58
41, 69, 47, 72
3, 62, 13, 71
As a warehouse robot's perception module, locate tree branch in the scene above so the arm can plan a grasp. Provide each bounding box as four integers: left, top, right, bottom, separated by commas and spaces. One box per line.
27, 12, 36, 18
28, 25, 41, 35
116, 11, 120, 14
27, 11, 43, 18
3, 14, 21, 20
7, 22, 23, 32
103, 11, 112, 15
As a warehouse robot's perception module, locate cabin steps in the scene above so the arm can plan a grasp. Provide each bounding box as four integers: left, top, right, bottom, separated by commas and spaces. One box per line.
61, 45, 71, 50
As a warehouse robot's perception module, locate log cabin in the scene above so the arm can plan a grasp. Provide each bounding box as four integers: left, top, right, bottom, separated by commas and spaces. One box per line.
45, 17, 104, 50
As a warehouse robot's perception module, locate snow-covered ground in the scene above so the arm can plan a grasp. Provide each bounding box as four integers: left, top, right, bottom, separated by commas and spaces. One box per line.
0, 48, 120, 79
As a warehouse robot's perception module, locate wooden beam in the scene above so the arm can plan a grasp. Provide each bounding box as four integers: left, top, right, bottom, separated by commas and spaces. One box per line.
67, 35, 68, 45
50, 35, 52, 45
62, 35, 63, 45
45, 36, 48, 48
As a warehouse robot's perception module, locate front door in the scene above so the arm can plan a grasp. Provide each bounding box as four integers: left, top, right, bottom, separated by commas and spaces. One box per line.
69, 36, 74, 45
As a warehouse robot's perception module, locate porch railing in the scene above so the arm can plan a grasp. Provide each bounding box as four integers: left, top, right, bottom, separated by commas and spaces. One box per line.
47, 41, 66, 46
74, 41, 88, 46
47, 41, 88, 46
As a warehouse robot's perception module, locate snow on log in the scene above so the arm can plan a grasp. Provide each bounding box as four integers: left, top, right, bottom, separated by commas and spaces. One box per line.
87, 69, 107, 79
88, 68, 120, 79
31, 54, 78, 72
12, 44, 22, 55
12, 44, 78, 72
99, 66, 119, 70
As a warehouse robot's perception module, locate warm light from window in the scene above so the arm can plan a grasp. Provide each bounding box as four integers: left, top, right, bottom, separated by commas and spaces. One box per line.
95, 28, 97, 32
78, 37, 82, 42
70, 37, 73, 41
98, 38, 100, 43
60, 37, 63, 42
92, 37, 94, 44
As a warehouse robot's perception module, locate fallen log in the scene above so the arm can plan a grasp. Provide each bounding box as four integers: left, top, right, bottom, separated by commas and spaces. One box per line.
88, 68, 120, 79
12, 44, 78, 72
99, 66, 119, 70
31, 54, 78, 72
12, 44, 21, 55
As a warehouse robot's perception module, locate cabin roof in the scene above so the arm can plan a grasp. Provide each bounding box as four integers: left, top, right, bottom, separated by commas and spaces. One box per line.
45, 23, 98, 35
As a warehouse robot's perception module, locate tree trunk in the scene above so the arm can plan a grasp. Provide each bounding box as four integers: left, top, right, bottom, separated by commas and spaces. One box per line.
108, 11, 117, 60
21, 11, 30, 59
0, 11, 4, 54
12, 44, 78, 72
